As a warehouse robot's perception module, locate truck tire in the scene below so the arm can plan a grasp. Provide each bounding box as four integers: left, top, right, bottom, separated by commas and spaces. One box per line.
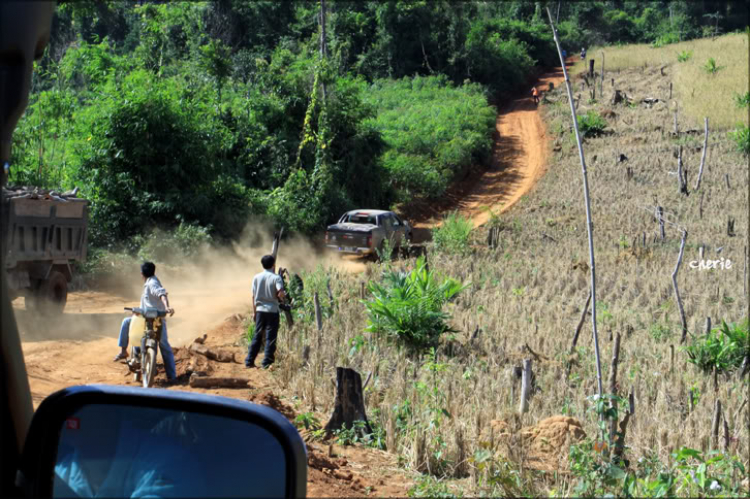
27, 271, 67, 314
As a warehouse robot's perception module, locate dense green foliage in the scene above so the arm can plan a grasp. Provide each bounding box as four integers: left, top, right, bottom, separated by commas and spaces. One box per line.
729, 124, 750, 155
10, 1, 747, 248
364, 257, 467, 356
685, 320, 749, 373
577, 110, 609, 138
364, 77, 495, 198
431, 212, 474, 255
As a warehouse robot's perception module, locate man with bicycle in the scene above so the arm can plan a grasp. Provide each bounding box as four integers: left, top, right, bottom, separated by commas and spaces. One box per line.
113, 262, 177, 382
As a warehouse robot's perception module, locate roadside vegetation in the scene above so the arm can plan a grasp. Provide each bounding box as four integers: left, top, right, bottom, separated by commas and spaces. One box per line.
572, 32, 749, 129
11, 1, 747, 254
262, 31, 748, 498
9, 2, 750, 496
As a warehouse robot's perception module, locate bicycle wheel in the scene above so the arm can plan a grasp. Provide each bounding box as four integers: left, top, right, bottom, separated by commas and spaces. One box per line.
142, 347, 157, 388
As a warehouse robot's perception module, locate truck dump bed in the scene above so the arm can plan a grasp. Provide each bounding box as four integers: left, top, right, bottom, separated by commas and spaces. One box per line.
2, 187, 88, 267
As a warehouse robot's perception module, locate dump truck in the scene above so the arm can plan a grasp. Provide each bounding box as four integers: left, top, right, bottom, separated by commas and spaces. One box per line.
324, 209, 412, 257
2, 186, 88, 313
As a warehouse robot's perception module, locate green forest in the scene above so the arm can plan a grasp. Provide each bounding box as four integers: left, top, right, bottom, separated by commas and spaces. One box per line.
10, 0, 749, 250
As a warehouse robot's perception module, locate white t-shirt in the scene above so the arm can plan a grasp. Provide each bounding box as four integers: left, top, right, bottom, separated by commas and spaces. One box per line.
252, 270, 284, 313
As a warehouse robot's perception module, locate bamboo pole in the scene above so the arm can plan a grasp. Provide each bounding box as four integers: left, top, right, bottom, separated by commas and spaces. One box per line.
674, 229, 689, 343
314, 292, 323, 331
547, 7, 603, 397
519, 359, 532, 413
694, 118, 709, 190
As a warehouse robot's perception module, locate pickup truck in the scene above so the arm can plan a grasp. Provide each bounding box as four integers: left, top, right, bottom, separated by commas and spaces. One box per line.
2, 186, 88, 313
324, 209, 412, 257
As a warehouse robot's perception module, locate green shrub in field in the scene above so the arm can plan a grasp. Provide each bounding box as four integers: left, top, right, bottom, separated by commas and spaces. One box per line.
648, 322, 673, 341
408, 475, 461, 498
577, 110, 608, 138
729, 124, 750, 155
571, 442, 746, 497
702, 57, 725, 75
364, 256, 467, 356
685, 320, 748, 374
733, 91, 750, 109
677, 50, 693, 62
570, 394, 747, 497
432, 212, 473, 255
283, 265, 333, 325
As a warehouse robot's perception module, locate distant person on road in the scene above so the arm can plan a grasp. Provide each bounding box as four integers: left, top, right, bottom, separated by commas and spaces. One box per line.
113, 262, 177, 382
531, 86, 540, 104
581, 47, 587, 61
561, 49, 567, 61
246, 255, 287, 369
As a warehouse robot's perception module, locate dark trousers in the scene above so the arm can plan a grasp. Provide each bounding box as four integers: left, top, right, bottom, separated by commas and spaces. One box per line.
245, 312, 280, 367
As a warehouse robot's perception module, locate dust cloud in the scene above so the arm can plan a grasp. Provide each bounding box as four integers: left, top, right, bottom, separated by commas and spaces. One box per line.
14, 222, 368, 347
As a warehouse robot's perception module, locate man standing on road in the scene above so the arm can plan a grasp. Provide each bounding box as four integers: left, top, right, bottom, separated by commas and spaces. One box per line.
531, 86, 540, 105
113, 262, 177, 382
246, 255, 286, 369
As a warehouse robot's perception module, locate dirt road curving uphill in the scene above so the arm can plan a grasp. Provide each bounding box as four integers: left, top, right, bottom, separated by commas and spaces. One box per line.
409, 64, 567, 235
16, 65, 568, 497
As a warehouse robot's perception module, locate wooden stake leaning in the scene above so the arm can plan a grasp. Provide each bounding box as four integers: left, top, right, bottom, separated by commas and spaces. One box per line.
694, 117, 709, 190
547, 7, 604, 397
674, 229, 689, 343
519, 358, 532, 414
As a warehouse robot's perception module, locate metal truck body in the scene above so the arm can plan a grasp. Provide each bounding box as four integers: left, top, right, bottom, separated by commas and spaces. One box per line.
324, 209, 411, 256
2, 189, 88, 312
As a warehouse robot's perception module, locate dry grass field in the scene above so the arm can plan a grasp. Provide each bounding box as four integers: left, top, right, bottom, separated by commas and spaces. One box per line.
572, 32, 749, 129
254, 38, 748, 496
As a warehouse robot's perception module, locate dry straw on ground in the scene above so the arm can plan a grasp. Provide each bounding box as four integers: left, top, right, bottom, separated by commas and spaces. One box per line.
573, 33, 749, 129
262, 35, 747, 496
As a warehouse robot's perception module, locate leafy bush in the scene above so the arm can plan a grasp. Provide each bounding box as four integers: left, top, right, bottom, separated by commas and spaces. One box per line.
733, 91, 750, 109
294, 412, 321, 431
685, 320, 748, 374
134, 221, 213, 263
677, 50, 693, 62
571, 442, 746, 497
408, 476, 461, 498
283, 264, 334, 325
363, 76, 495, 199
331, 420, 386, 450
729, 124, 750, 155
651, 32, 681, 47
364, 257, 467, 356
702, 57, 725, 75
577, 110, 608, 138
648, 322, 673, 341
432, 212, 474, 255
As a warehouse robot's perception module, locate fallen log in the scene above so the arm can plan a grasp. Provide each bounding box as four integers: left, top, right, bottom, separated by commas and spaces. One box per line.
189, 343, 237, 363
189, 374, 250, 389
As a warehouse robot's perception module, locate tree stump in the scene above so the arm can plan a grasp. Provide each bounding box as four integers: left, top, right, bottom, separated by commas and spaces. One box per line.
324, 367, 372, 436
612, 90, 630, 105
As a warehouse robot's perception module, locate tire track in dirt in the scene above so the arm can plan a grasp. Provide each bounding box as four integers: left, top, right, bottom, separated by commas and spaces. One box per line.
408, 65, 567, 238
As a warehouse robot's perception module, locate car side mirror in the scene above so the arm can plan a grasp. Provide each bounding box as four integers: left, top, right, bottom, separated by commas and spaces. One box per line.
17, 385, 307, 498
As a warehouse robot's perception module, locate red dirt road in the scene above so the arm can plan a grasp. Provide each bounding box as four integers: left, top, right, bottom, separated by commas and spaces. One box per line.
16, 66, 567, 497
409, 65, 567, 234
